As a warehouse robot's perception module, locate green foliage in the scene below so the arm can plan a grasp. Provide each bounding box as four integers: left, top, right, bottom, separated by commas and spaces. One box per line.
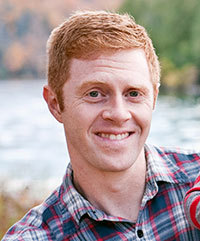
119, 0, 200, 94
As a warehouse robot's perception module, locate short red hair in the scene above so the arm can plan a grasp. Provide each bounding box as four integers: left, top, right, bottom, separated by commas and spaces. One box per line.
47, 10, 160, 111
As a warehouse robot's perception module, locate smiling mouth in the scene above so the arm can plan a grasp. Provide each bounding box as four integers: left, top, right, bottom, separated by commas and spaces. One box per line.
97, 132, 131, 140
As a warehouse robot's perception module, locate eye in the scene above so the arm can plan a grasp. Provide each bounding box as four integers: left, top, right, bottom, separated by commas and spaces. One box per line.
88, 90, 100, 98
84, 90, 106, 102
129, 90, 139, 97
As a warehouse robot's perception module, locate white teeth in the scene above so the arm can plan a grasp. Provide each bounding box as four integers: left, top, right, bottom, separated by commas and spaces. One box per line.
98, 133, 129, 140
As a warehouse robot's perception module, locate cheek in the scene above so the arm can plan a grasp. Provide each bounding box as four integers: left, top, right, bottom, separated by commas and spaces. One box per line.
133, 106, 153, 128
62, 106, 95, 134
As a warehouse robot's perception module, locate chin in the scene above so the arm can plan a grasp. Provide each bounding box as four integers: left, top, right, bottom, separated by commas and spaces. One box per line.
95, 157, 136, 173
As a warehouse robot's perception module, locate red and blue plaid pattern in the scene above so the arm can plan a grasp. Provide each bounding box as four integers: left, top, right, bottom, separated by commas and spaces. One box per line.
2, 144, 200, 240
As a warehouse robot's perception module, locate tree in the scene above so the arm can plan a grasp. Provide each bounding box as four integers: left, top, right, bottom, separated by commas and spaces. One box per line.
119, 0, 200, 92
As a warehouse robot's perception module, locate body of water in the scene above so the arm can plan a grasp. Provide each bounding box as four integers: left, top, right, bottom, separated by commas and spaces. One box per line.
1, 80, 200, 192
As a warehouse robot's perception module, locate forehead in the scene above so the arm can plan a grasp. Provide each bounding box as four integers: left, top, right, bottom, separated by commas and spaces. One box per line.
69, 49, 151, 83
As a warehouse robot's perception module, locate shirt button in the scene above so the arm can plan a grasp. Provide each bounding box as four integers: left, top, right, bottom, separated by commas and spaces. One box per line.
137, 229, 144, 238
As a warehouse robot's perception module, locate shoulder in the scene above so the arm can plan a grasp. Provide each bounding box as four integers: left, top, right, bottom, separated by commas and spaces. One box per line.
2, 227, 53, 241
162, 146, 200, 182
146, 144, 200, 163
158, 145, 200, 167
146, 144, 200, 183
156, 145, 200, 160
2, 187, 63, 241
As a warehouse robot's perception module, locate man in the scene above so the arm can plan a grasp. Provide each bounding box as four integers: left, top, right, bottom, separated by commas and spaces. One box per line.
3, 10, 200, 240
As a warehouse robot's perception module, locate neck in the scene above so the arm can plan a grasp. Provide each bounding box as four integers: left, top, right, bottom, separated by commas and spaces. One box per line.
72, 150, 147, 222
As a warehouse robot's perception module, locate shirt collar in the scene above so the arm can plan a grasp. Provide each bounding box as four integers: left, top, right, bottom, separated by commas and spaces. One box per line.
61, 164, 125, 225
145, 143, 190, 184
61, 144, 190, 224
61, 164, 95, 224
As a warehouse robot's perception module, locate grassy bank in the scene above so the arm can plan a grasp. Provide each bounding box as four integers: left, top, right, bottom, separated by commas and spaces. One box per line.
0, 187, 41, 239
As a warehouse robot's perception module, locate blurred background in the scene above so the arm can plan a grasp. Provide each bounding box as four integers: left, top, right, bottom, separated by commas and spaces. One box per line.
0, 0, 200, 237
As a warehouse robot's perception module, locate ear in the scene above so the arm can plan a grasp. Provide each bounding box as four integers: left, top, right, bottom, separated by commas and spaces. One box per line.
153, 83, 160, 110
43, 85, 63, 123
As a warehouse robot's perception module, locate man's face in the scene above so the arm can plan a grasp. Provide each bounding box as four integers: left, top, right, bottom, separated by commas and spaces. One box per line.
60, 49, 157, 173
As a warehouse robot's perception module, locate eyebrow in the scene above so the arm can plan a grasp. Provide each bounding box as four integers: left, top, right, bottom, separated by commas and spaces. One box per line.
76, 79, 152, 96
75, 80, 107, 95
127, 85, 150, 94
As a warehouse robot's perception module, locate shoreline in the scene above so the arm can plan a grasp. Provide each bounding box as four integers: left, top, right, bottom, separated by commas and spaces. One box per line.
0, 177, 62, 201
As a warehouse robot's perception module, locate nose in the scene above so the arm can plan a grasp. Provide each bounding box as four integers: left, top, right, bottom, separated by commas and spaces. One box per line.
102, 95, 131, 124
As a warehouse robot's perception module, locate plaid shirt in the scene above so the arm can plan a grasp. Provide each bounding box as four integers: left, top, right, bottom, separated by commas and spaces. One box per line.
3, 144, 200, 241
184, 174, 200, 229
